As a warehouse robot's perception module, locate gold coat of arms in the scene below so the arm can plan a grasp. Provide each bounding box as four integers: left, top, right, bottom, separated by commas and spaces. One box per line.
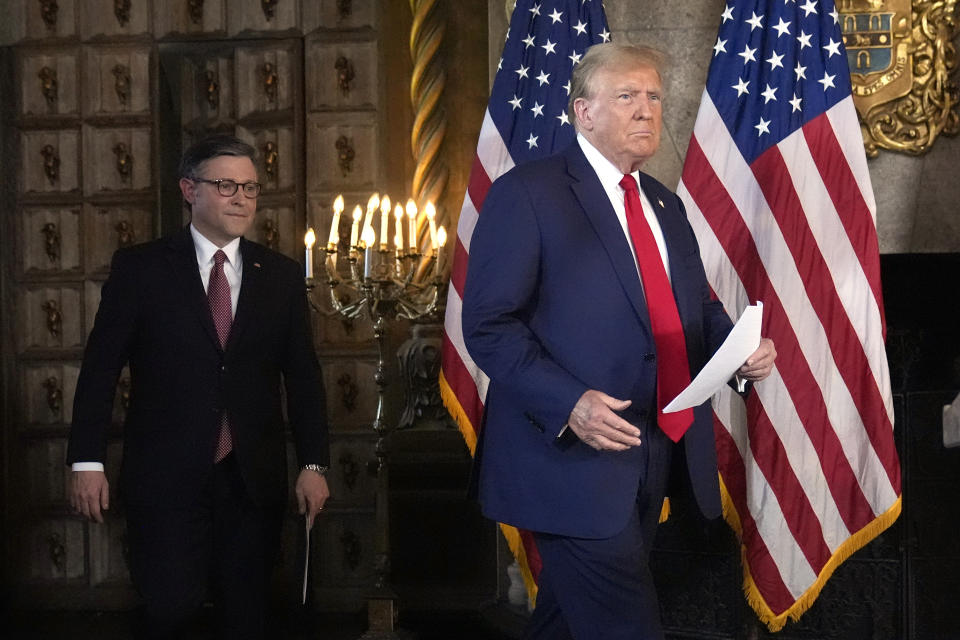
838, 0, 959, 156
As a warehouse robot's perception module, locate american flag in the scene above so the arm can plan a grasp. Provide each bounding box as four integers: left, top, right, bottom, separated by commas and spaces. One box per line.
439, 0, 609, 603
677, 0, 901, 630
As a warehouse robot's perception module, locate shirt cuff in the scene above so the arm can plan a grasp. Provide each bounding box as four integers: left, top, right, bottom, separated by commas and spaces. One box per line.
71, 462, 105, 472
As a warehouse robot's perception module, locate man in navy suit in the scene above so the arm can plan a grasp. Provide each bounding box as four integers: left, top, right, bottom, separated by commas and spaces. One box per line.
68, 135, 329, 639
462, 44, 776, 639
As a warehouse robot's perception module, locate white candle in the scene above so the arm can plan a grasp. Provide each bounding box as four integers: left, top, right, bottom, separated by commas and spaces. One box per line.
350, 205, 362, 249
394, 204, 405, 252
425, 201, 438, 253
328, 194, 344, 249
361, 226, 376, 278
406, 199, 418, 254
304, 228, 316, 279
436, 226, 447, 277
379, 195, 391, 251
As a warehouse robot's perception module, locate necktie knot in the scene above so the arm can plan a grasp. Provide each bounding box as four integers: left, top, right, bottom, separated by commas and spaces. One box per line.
619, 174, 639, 194
213, 249, 227, 268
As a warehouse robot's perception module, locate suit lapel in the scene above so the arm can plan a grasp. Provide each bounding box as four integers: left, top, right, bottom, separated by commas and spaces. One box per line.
564, 144, 652, 337
226, 237, 262, 352
165, 227, 223, 351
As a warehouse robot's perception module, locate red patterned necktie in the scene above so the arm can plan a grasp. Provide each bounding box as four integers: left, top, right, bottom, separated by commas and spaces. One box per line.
208, 249, 234, 462
619, 174, 694, 442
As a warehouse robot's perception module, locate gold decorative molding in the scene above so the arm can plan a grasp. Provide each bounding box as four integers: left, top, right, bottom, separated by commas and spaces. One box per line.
840, 0, 959, 156
408, 0, 448, 244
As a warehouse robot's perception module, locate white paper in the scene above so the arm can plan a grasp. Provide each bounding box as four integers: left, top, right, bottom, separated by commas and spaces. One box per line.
301, 517, 311, 605
663, 302, 763, 413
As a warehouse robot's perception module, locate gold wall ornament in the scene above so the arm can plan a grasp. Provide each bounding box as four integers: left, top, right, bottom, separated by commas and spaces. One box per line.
263, 140, 278, 182
112, 64, 131, 108
262, 218, 279, 250
47, 533, 66, 571
115, 219, 136, 247
40, 145, 60, 186
840, 0, 960, 156
262, 62, 278, 103
112, 142, 133, 183
114, 0, 131, 26
409, 0, 448, 248
39, 0, 58, 30
261, 0, 277, 21
335, 55, 355, 96
42, 375, 62, 415
337, 0, 352, 20
188, 0, 204, 25
38, 66, 58, 110
334, 135, 355, 176
41, 222, 60, 264
42, 299, 62, 338
202, 69, 219, 109
337, 372, 358, 412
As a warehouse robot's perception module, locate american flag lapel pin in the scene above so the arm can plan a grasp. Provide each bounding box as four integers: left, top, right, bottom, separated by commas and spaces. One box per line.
657, 198, 664, 208
254, 262, 261, 268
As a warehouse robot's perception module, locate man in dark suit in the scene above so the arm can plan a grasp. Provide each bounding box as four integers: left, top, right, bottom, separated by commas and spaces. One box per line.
67, 135, 329, 639
462, 44, 776, 639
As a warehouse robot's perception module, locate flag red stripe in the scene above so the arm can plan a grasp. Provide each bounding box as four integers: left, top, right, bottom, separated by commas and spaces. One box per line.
451, 236, 470, 299
802, 116, 886, 334
714, 416, 796, 612
468, 155, 493, 213
519, 528, 543, 582
751, 146, 900, 492
685, 137, 872, 549
441, 333, 485, 433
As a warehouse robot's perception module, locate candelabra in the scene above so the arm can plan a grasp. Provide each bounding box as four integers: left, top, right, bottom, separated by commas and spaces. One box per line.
304, 193, 446, 637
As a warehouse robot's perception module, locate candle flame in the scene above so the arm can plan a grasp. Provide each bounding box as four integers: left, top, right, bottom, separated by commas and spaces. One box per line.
380, 195, 391, 215
333, 194, 344, 214
352, 205, 363, 221
361, 225, 376, 247
405, 199, 418, 219
394, 203, 404, 219
304, 228, 316, 249
425, 201, 436, 219
367, 193, 380, 213
437, 226, 447, 248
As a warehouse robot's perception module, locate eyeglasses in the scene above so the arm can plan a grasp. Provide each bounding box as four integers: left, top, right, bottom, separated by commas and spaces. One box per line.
190, 177, 261, 198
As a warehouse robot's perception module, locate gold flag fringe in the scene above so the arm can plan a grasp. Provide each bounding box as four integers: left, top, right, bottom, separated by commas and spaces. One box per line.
718, 473, 902, 632
439, 370, 539, 604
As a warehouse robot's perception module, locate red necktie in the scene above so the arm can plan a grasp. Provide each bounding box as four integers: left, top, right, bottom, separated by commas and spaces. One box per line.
619, 175, 694, 442
208, 250, 234, 462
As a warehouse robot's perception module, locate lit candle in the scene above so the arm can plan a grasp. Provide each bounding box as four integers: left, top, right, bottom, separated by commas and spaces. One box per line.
350, 205, 362, 249
425, 201, 438, 254
361, 226, 376, 278
304, 228, 316, 279
406, 199, 418, 254
436, 226, 447, 277
362, 193, 379, 246
379, 195, 391, 251
328, 194, 344, 250
394, 204, 404, 252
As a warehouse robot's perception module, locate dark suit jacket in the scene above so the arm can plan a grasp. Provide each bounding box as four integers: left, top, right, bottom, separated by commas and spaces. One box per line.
462, 142, 733, 539
67, 227, 328, 509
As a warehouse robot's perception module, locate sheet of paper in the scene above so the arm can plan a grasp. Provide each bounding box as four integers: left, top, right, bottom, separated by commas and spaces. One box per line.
663, 302, 763, 413
301, 517, 310, 605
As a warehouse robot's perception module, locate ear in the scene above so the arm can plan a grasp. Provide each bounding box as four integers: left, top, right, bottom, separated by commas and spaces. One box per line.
179, 177, 196, 205
573, 97, 592, 131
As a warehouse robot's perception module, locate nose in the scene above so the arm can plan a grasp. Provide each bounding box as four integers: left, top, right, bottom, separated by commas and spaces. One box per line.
634, 96, 653, 120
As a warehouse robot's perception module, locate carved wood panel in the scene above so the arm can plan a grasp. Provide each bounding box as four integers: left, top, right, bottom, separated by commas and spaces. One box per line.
18, 285, 85, 352
326, 437, 377, 506
83, 45, 151, 116
306, 111, 378, 190
235, 44, 295, 117
19, 48, 80, 116
313, 513, 374, 588
85, 204, 153, 273
20, 363, 80, 426
88, 513, 132, 587
250, 205, 296, 258
153, 0, 226, 37
80, 0, 150, 39
226, 0, 298, 35
19, 206, 83, 276
25, 438, 71, 505
302, 0, 377, 32
181, 54, 236, 123
320, 358, 378, 429
305, 38, 377, 111
22, 518, 86, 583
235, 126, 296, 192
20, 129, 81, 194
5, 0, 79, 41
82, 126, 152, 193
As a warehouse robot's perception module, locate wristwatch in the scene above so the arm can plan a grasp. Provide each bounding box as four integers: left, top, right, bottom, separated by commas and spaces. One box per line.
302, 464, 328, 476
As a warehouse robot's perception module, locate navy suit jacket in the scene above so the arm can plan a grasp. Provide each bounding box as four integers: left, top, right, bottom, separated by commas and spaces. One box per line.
67, 227, 328, 509
462, 142, 733, 539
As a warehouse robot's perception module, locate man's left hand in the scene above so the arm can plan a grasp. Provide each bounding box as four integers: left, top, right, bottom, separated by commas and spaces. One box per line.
738, 338, 777, 382
295, 469, 330, 530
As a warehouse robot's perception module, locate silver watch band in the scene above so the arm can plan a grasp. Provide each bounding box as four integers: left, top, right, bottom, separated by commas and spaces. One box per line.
302, 464, 328, 476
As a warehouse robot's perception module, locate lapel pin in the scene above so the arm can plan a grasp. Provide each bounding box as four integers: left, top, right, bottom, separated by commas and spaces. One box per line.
658, 198, 664, 208
254, 262, 261, 268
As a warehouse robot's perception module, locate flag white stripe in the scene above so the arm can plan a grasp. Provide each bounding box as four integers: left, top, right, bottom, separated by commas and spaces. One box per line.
826, 97, 878, 223
476, 110, 515, 184
457, 195, 480, 254
443, 285, 489, 403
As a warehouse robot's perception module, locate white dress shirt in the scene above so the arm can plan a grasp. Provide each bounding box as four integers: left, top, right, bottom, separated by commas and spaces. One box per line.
72, 225, 243, 472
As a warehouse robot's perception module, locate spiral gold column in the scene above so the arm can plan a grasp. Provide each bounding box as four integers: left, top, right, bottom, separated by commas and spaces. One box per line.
409, 0, 448, 250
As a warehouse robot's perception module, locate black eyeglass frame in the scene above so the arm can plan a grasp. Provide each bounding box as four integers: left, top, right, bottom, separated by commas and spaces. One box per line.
189, 177, 262, 198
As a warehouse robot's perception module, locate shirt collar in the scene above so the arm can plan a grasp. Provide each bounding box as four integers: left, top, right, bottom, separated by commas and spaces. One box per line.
189, 224, 242, 269
577, 133, 642, 193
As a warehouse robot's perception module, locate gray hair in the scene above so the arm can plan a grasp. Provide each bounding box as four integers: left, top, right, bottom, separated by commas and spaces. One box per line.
178, 134, 256, 179
568, 43, 668, 129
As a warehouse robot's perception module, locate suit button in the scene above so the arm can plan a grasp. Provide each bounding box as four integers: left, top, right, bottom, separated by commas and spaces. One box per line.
220, 365, 227, 372
643, 353, 655, 361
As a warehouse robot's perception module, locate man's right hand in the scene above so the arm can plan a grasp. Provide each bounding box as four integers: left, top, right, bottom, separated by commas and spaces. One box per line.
71, 470, 109, 523
567, 390, 642, 451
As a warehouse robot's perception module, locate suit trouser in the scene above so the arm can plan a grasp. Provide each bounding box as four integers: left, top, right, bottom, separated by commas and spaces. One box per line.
124, 453, 283, 640
525, 422, 673, 640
